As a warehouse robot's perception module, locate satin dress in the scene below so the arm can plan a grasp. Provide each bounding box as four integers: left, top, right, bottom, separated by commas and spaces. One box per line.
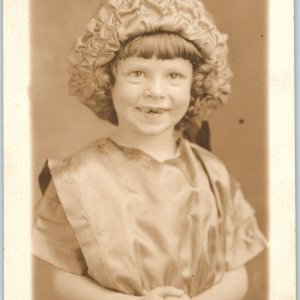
32, 138, 267, 297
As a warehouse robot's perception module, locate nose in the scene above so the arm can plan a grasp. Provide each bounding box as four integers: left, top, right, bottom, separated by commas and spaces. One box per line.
144, 76, 165, 98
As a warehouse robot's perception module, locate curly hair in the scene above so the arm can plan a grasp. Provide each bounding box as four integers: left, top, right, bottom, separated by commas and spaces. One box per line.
68, 0, 233, 129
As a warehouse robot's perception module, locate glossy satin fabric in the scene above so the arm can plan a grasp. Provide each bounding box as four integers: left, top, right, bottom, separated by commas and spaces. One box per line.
32, 138, 267, 297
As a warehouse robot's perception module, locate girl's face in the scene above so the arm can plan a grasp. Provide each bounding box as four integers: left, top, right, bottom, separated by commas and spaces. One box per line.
111, 56, 193, 137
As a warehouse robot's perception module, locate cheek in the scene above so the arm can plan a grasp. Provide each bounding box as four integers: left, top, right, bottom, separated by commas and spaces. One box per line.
112, 81, 142, 102
111, 87, 126, 114
111, 85, 140, 116
176, 85, 192, 106
111, 82, 127, 103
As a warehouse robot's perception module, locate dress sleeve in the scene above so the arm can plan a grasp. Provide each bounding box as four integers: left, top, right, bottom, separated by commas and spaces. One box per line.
32, 179, 88, 275
223, 179, 268, 271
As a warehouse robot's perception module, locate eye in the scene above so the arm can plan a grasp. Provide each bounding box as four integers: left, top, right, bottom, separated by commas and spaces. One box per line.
130, 71, 144, 77
168, 73, 182, 80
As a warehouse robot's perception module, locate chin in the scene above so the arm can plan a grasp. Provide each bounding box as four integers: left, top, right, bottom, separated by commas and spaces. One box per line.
134, 124, 174, 137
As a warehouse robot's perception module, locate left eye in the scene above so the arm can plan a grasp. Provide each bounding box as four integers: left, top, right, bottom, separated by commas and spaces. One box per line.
169, 73, 181, 80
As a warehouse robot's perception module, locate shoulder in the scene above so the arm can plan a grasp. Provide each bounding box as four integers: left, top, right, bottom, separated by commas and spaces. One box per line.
186, 140, 242, 198
46, 138, 115, 181
183, 139, 234, 191
65, 138, 115, 165
67, 138, 112, 164
186, 140, 229, 174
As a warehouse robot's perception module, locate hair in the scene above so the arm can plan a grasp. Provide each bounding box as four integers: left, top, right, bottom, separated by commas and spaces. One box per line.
70, 32, 230, 129
116, 32, 203, 64
75, 32, 226, 128
68, 0, 232, 129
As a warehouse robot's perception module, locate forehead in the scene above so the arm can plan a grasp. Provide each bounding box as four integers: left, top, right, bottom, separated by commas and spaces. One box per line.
116, 56, 193, 70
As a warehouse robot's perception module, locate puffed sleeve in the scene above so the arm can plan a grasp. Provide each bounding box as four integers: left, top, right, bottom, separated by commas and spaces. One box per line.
221, 179, 268, 270
32, 178, 88, 275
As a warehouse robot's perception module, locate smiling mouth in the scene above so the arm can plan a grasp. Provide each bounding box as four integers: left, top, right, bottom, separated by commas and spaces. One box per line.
136, 107, 169, 114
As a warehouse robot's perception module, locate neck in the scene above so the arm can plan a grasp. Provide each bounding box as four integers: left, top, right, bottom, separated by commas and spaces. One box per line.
110, 127, 178, 161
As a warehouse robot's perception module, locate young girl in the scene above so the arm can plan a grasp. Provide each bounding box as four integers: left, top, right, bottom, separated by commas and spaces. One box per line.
32, 0, 267, 299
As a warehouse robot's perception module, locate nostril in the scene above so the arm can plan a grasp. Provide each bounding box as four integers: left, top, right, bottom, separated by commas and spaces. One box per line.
145, 83, 165, 98
144, 88, 153, 97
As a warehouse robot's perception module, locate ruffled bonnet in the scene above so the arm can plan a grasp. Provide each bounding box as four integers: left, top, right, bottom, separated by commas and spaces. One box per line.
68, 0, 233, 124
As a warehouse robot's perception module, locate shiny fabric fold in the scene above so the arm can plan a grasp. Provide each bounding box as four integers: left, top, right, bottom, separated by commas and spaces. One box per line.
32, 181, 88, 274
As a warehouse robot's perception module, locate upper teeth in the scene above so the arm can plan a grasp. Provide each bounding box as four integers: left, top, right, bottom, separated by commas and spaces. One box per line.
138, 108, 166, 113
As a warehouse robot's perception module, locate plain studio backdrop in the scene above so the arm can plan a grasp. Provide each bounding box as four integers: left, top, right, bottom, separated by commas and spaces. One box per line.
30, 0, 268, 299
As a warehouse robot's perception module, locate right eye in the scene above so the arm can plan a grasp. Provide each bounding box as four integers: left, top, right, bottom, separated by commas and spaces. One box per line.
129, 71, 144, 77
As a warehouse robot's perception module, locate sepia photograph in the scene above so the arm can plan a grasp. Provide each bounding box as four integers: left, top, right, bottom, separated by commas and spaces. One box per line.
4, 0, 295, 299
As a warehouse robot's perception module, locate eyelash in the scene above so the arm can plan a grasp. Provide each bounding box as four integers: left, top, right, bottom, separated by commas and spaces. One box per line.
128, 71, 183, 80
130, 71, 144, 77
168, 73, 181, 80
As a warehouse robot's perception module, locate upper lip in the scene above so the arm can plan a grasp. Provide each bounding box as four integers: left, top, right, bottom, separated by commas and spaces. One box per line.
136, 106, 170, 110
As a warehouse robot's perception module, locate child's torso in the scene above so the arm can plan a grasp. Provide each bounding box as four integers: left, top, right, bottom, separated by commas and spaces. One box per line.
49, 138, 228, 296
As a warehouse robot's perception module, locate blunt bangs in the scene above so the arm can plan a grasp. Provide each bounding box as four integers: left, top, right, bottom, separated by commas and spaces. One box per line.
116, 32, 203, 66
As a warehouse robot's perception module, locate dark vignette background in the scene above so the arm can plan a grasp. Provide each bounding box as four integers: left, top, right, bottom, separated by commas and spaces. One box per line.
30, 0, 268, 299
